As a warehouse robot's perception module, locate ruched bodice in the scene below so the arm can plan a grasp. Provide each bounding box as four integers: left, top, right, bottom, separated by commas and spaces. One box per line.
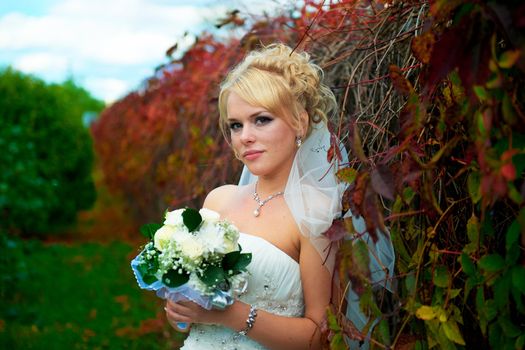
181, 233, 304, 349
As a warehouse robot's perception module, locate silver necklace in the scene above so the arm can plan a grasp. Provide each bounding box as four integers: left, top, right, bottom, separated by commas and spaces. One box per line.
252, 182, 284, 217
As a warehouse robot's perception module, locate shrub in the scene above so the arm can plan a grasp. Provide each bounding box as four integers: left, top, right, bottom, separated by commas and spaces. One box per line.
0, 68, 104, 235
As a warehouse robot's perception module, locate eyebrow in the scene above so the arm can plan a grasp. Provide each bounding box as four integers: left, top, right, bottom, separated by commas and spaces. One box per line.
227, 110, 272, 122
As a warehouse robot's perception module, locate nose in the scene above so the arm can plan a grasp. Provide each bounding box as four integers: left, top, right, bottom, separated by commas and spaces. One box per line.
239, 124, 255, 144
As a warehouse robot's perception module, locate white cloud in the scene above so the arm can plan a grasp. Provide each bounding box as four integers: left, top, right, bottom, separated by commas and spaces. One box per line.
83, 76, 130, 104
0, 0, 227, 102
0, 0, 222, 65
15, 52, 69, 75
0, 0, 295, 102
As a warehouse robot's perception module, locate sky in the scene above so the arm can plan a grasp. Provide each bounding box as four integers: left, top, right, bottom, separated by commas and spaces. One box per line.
0, 0, 290, 103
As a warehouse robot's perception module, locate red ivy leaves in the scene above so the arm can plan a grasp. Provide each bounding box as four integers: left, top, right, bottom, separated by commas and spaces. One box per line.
341, 169, 389, 243
411, 31, 436, 65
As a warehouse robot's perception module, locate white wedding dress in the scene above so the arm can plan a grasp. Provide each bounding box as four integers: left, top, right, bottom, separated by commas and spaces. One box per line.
180, 232, 304, 350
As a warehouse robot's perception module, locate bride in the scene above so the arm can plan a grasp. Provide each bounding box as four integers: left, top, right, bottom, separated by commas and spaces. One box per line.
165, 43, 346, 349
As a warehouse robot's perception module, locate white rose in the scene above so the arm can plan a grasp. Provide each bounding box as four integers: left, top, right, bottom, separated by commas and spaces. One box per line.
164, 209, 185, 226
172, 229, 191, 245
220, 223, 240, 254
179, 237, 204, 260
198, 222, 226, 253
154, 225, 177, 251
221, 238, 238, 254
199, 208, 220, 223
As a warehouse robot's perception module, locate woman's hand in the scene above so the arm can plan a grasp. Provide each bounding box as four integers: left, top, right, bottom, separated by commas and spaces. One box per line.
164, 299, 221, 330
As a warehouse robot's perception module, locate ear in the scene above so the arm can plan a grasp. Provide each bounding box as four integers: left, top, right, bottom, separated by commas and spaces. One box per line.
297, 110, 309, 138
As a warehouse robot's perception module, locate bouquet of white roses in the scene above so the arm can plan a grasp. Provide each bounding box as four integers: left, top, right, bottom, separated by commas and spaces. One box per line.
131, 207, 251, 327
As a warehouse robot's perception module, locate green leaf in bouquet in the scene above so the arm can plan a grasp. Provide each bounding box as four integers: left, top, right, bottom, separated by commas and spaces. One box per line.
182, 208, 202, 232
200, 265, 226, 287
140, 223, 163, 240
162, 269, 189, 288
142, 273, 158, 285
137, 262, 149, 276
222, 250, 241, 271
136, 260, 159, 285
232, 253, 252, 272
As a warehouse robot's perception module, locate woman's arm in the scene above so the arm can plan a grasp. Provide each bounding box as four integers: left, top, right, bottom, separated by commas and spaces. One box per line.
165, 233, 332, 350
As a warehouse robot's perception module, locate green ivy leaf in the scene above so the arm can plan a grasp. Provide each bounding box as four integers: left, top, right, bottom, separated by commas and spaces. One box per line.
511, 287, 525, 314
473, 85, 488, 102
182, 208, 202, 232
460, 253, 476, 276
162, 269, 189, 288
467, 172, 481, 204
488, 322, 502, 347
494, 273, 511, 309
140, 223, 162, 240
498, 49, 521, 69
465, 277, 476, 302
467, 214, 479, 243
502, 93, 516, 124
507, 182, 523, 205
405, 272, 416, 295
403, 186, 416, 203
476, 288, 485, 312
378, 319, 391, 345
498, 315, 521, 337
326, 307, 341, 331
330, 333, 345, 350
353, 239, 371, 277
512, 265, 525, 294
514, 153, 525, 176
506, 243, 520, 265
483, 300, 498, 322
516, 334, 525, 350
433, 265, 450, 288
442, 319, 466, 345
449, 288, 461, 299
505, 219, 520, 251
478, 254, 505, 272
416, 305, 436, 320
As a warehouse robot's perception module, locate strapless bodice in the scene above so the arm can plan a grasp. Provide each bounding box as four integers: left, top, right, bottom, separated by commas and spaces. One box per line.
180, 233, 304, 349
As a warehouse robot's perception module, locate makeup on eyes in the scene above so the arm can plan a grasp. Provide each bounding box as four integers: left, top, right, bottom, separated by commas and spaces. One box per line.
228, 113, 275, 132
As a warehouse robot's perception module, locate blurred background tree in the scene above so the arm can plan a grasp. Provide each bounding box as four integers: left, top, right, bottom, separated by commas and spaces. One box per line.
0, 67, 104, 235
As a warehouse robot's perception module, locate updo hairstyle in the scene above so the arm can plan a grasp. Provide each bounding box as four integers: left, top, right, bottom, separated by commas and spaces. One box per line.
218, 43, 337, 140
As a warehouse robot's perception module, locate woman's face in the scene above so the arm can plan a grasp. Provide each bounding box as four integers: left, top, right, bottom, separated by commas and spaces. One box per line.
226, 91, 298, 180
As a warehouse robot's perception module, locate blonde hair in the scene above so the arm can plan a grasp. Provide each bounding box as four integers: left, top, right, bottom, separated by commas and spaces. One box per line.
218, 43, 337, 140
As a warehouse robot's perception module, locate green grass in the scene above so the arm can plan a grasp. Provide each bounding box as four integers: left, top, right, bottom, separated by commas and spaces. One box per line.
0, 235, 186, 349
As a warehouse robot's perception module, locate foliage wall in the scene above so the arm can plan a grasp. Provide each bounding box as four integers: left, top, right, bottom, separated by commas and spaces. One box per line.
0, 68, 104, 235
92, 0, 525, 348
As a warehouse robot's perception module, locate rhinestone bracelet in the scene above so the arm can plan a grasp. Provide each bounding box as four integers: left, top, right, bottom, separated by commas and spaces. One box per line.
238, 305, 258, 336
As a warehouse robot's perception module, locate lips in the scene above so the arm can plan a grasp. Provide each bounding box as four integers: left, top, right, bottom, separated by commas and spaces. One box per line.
242, 150, 263, 161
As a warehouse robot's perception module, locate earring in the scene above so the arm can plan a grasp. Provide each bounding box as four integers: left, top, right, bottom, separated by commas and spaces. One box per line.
296, 137, 302, 148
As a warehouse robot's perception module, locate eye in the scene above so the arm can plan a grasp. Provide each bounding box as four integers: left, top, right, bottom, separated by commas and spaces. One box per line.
254, 116, 273, 126
229, 121, 242, 132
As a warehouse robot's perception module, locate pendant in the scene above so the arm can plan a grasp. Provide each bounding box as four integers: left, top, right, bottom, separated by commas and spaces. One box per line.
253, 208, 260, 217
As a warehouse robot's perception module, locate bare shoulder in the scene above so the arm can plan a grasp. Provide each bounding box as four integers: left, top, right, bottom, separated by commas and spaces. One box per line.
202, 184, 238, 212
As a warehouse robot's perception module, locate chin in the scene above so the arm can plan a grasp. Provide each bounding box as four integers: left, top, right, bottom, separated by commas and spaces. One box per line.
244, 164, 265, 177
